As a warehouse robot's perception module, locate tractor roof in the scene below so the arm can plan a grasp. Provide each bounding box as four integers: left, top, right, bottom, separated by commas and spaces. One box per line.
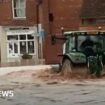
64, 30, 105, 36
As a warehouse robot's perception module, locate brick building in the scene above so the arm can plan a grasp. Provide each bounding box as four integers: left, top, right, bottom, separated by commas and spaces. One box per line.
0, 0, 40, 64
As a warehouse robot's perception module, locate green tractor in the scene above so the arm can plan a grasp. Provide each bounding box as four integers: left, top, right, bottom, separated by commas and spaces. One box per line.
60, 31, 105, 77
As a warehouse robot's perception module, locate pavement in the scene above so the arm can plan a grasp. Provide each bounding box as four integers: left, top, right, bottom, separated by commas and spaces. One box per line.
0, 65, 59, 76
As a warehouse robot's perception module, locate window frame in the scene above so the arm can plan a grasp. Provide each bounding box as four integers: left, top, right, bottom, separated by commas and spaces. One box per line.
7, 33, 35, 57
12, 0, 26, 19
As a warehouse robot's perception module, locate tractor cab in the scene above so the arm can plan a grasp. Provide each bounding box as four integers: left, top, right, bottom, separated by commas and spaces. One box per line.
62, 30, 105, 65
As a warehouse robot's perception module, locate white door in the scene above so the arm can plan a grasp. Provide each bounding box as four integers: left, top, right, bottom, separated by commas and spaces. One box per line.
7, 41, 19, 58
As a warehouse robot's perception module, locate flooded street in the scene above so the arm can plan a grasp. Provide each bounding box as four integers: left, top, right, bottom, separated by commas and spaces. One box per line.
0, 69, 105, 105
1, 80, 105, 105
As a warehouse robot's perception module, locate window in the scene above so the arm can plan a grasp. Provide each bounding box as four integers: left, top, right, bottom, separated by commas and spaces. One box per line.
78, 36, 104, 52
82, 18, 96, 25
20, 41, 26, 54
12, 0, 26, 18
69, 36, 75, 51
19, 34, 26, 40
7, 35, 18, 40
65, 36, 75, 52
7, 33, 35, 57
27, 34, 34, 40
19, 34, 35, 54
82, 18, 105, 25
28, 41, 34, 53
95, 18, 105, 24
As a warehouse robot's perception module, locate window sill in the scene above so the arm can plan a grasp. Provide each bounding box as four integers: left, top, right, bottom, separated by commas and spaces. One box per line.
13, 17, 26, 20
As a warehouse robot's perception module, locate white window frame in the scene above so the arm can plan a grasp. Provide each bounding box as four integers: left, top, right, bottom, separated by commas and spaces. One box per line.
7, 32, 36, 58
12, 0, 26, 19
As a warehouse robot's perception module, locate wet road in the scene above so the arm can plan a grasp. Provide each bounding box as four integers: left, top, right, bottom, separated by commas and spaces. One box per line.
0, 80, 105, 105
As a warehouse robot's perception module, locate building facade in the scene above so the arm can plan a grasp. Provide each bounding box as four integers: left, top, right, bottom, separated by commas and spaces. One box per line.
0, 0, 40, 64
1, 0, 105, 65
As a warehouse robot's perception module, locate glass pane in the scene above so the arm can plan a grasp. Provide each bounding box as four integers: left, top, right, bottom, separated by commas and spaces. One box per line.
14, 43, 18, 53
20, 0, 25, 8
19, 35, 26, 40
78, 36, 86, 51
27, 34, 34, 40
14, 9, 20, 17
19, 9, 25, 17
14, 9, 18, 17
28, 41, 34, 53
13, 0, 26, 17
67, 36, 75, 52
20, 41, 26, 54
14, 0, 19, 9
7, 35, 18, 40
9, 43, 13, 54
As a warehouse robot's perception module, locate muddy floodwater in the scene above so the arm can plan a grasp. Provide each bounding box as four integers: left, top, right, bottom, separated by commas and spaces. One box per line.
0, 69, 105, 105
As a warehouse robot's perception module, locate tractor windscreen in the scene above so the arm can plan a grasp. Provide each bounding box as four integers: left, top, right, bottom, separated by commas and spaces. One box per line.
64, 32, 105, 53
78, 35, 105, 52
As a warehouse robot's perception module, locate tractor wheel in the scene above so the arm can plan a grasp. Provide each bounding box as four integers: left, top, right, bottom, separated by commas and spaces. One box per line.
61, 59, 73, 78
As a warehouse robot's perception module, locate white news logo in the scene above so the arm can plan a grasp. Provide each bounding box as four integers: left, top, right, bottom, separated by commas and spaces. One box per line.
0, 90, 14, 97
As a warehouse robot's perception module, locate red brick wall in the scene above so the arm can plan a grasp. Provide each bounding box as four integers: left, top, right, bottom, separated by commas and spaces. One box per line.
0, 0, 37, 26
42, 0, 83, 64
50, 0, 83, 33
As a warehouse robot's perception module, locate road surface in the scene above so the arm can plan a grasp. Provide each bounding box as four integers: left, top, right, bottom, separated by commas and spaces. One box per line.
0, 69, 105, 105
